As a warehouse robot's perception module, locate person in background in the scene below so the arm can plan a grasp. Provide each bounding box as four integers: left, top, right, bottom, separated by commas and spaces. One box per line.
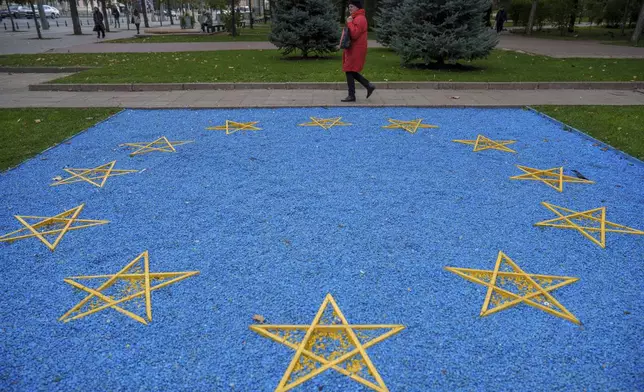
93, 7, 106, 39
495, 7, 507, 33
132, 8, 141, 35
112, 5, 120, 28
206, 12, 213, 33
341, 0, 375, 103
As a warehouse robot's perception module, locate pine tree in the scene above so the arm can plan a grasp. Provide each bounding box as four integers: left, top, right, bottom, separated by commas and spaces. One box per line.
269, 0, 340, 57
374, 0, 399, 46
390, 0, 498, 65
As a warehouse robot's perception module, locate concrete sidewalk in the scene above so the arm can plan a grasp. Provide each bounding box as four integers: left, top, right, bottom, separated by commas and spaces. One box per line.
2, 30, 643, 58
2, 73, 643, 108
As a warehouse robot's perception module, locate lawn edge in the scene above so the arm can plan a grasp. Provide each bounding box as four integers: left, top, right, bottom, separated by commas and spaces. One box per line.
1, 108, 124, 173
526, 105, 644, 165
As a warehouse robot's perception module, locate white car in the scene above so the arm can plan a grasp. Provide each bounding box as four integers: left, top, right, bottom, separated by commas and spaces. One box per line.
44, 5, 61, 18
27, 5, 60, 19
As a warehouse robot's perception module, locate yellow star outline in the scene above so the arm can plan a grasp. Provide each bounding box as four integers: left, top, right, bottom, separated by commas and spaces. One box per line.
446, 251, 580, 324
298, 117, 351, 130
535, 202, 644, 248
382, 118, 438, 134
59, 251, 199, 324
51, 160, 139, 188
510, 165, 594, 192
453, 134, 517, 153
250, 294, 404, 392
119, 136, 193, 156
0, 204, 108, 251
206, 120, 261, 135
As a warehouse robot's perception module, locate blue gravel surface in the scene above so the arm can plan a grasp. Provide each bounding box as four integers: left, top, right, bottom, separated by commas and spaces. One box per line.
0, 108, 642, 391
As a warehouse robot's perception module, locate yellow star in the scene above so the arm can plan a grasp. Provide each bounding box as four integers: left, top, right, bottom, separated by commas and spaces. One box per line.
59, 251, 199, 324
446, 251, 580, 324
453, 134, 517, 153
0, 204, 108, 251
51, 160, 139, 188
535, 202, 644, 248
382, 118, 438, 134
250, 294, 404, 392
298, 117, 351, 130
120, 136, 193, 156
206, 120, 261, 135
510, 165, 594, 192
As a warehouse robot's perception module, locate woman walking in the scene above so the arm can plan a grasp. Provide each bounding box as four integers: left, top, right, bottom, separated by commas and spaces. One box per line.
93, 7, 106, 39
132, 9, 141, 35
341, 0, 375, 102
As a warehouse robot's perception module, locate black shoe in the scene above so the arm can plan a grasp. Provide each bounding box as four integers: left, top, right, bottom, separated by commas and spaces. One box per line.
366, 84, 375, 99
341, 95, 356, 102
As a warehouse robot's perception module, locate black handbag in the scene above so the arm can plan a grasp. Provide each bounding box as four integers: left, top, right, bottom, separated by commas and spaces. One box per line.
340, 26, 351, 49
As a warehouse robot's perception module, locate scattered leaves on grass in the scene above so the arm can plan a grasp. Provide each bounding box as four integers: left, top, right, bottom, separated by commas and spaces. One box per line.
252, 314, 265, 324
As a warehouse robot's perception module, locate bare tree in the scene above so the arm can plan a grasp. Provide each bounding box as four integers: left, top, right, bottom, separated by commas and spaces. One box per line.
68, 0, 83, 34
632, 1, 644, 44
526, 0, 537, 35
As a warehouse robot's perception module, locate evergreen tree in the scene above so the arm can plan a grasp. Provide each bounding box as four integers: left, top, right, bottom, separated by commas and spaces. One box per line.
374, 0, 399, 46
390, 0, 498, 65
269, 0, 340, 57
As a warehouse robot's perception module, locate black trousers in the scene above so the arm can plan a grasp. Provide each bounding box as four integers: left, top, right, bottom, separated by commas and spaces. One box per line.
345, 71, 370, 97
96, 25, 105, 38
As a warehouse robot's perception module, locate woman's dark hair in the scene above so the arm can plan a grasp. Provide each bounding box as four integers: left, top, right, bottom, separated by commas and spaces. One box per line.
348, 0, 363, 9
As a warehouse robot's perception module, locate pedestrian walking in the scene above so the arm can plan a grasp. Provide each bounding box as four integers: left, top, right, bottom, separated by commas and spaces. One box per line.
93, 7, 106, 39
112, 5, 121, 28
341, 0, 375, 103
495, 7, 507, 33
132, 9, 141, 34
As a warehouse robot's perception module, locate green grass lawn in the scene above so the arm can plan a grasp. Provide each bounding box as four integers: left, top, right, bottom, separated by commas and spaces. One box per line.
0, 108, 121, 171
0, 49, 642, 84
511, 26, 642, 47
534, 105, 644, 160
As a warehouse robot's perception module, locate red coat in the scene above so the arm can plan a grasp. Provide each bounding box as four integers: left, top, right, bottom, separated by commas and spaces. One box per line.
342, 9, 368, 73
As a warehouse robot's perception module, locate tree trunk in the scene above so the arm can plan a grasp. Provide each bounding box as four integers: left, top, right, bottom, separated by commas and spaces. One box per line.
568, 0, 579, 33
621, 0, 630, 35
101, 0, 110, 31
248, 0, 253, 28
69, 0, 83, 34
631, 1, 644, 44
141, 0, 150, 27
29, 1, 42, 38
6, 3, 16, 31
230, 0, 236, 36
526, 0, 537, 35
339, 0, 345, 24
37, 0, 49, 30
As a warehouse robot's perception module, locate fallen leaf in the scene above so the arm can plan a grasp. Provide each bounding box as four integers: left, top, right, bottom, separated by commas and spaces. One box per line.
52, 176, 63, 181
34, 119, 41, 124
450, 96, 460, 99
252, 314, 265, 324
85, 117, 94, 120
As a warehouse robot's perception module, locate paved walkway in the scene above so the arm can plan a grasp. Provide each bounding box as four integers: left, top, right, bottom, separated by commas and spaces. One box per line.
497, 34, 644, 58
2, 73, 643, 108
2, 27, 644, 58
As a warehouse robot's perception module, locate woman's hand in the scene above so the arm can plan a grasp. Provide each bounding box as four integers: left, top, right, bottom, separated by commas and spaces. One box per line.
346, 16, 353, 23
